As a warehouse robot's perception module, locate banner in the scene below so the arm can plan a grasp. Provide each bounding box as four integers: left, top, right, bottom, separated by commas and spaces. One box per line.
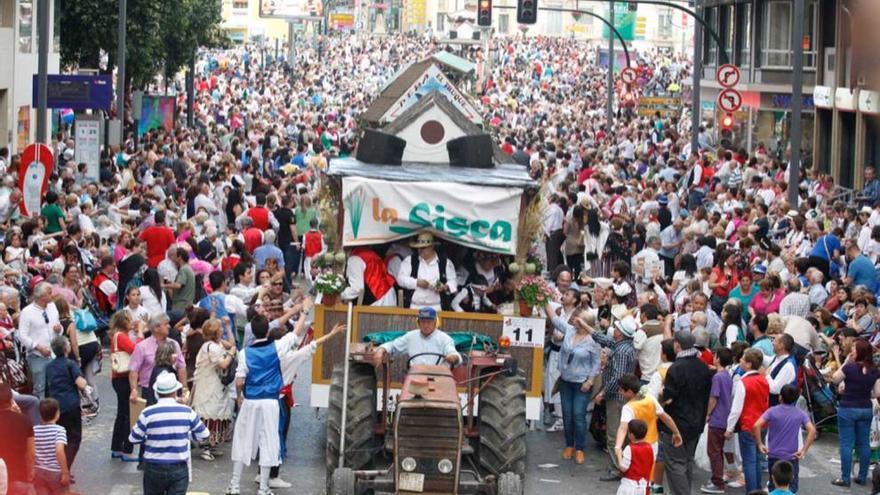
75, 115, 101, 182
342, 177, 522, 255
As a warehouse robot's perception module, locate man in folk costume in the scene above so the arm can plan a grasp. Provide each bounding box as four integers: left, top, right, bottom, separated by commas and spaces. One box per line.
226, 297, 343, 495
341, 247, 397, 306
396, 232, 457, 311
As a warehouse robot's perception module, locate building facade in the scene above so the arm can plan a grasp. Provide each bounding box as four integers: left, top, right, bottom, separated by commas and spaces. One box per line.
0, 0, 61, 154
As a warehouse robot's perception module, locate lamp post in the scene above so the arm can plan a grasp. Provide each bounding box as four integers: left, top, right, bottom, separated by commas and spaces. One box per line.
691, 0, 703, 153
789, 0, 805, 205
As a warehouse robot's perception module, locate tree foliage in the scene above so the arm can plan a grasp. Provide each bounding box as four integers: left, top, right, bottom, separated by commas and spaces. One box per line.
58, 0, 224, 89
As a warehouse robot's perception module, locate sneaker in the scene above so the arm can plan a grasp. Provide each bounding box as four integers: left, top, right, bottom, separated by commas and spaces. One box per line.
225, 485, 240, 495
725, 476, 745, 488
651, 485, 664, 494
699, 482, 725, 494
546, 418, 564, 432
268, 477, 292, 489
200, 449, 215, 461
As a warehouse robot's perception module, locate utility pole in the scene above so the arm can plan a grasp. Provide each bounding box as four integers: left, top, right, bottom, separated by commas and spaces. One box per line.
690, 0, 702, 153
606, 0, 615, 131
789, 0, 805, 206
36, 0, 49, 143
186, 52, 195, 128
117, 0, 127, 143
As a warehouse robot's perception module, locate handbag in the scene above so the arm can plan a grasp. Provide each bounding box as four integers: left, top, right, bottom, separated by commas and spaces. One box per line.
74, 308, 98, 333
110, 332, 130, 374
0, 351, 31, 393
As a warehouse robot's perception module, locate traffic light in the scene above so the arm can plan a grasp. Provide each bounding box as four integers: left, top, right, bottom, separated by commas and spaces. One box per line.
477, 0, 492, 27
517, 0, 537, 24
623, 92, 636, 106
721, 113, 735, 130
627, 1, 638, 12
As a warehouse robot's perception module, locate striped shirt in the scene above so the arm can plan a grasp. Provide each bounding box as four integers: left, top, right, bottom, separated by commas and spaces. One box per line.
129, 398, 209, 464
34, 424, 66, 472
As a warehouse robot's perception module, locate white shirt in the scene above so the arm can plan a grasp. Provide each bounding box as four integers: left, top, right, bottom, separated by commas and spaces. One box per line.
18, 302, 61, 354
194, 193, 219, 216
236, 332, 316, 386
125, 304, 151, 323
396, 254, 457, 310
543, 203, 564, 235
139, 286, 168, 315
727, 370, 758, 433
341, 255, 397, 307
766, 354, 797, 395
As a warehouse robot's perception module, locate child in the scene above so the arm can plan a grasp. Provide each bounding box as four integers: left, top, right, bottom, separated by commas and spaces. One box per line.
34, 398, 70, 495
753, 385, 816, 494
702, 347, 734, 494
726, 348, 769, 493
451, 274, 496, 313
767, 460, 796, 495
302, 218, 325, 284
146, 342, 178, 406
617, 419, 655, 495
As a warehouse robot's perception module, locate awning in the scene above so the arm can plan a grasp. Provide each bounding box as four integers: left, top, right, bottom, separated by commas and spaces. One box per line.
431, 51, 477, 76
327, 156, 536, 190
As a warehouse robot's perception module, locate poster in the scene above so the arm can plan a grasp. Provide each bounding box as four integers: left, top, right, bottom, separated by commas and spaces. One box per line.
17, 106, 30, 150
75, 115, 101, 182
341, 177, 522, 255
259, 0, 323, 18
137, 96, 175, 137
502, 316, 546, 348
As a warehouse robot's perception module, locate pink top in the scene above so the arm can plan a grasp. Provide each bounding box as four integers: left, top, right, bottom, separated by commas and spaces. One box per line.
749, 290, 785, 316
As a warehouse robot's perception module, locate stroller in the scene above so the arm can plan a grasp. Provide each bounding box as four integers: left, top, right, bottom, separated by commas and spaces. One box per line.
798, 351, 837, 430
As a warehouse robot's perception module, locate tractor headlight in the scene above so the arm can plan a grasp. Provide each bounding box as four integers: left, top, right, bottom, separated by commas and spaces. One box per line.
437, 458, 454, 474
401, 457, 417, 472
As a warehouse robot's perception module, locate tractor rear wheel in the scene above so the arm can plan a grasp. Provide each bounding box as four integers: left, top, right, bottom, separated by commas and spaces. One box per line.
478, 370, 527, 477
496, 472, 523, 495
329, 467, 357, 495
326, 363, 378, 486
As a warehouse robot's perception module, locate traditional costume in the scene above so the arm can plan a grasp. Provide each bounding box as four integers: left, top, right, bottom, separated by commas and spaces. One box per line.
341, 247, 397, 306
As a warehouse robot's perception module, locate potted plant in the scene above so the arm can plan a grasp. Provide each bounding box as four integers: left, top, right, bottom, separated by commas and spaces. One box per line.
515, 275, 552, 316
314, 271, 346, 306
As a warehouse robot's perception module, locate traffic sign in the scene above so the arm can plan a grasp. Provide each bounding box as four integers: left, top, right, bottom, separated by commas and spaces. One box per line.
621, 67, 637, 84
717, 88, 743, 113
716, 64, 741, 88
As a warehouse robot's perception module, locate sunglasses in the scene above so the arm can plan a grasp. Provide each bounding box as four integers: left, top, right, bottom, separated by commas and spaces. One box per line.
42, 311, 49, 324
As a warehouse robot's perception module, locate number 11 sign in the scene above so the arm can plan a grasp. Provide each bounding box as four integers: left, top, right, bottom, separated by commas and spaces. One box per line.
502, 316, 546, 348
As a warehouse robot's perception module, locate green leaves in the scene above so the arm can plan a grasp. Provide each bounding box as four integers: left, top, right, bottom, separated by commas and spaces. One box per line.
59, 0, 224, 89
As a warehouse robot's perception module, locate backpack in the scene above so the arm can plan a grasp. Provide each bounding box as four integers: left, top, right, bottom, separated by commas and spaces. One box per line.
402, 253, 453, 311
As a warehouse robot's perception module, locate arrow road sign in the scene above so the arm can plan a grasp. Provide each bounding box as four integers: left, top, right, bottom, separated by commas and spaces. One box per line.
621, 67, 637, 84
716, 64, 741, 88
718, 88, 743, 113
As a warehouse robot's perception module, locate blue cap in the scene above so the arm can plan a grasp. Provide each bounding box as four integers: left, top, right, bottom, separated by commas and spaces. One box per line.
752, 264, 767, 274
658, 195, 669, 205
679, 209, 689, 218
417, 307, 437, 320
833, 310, 848, 323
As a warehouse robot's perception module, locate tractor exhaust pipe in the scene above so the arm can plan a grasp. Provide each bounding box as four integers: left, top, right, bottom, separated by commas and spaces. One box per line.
337, 301, 355, 469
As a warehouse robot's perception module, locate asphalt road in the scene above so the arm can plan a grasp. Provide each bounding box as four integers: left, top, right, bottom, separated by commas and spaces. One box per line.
72, 356, 873, 495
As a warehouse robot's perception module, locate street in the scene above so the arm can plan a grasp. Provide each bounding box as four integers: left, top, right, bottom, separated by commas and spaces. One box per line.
74, 355, 872, 495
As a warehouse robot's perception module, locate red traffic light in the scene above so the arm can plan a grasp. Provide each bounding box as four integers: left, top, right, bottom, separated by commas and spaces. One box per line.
721, 113, 735, 130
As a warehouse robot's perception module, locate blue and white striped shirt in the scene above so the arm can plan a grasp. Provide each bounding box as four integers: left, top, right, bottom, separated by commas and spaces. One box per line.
129, 398, 209, 464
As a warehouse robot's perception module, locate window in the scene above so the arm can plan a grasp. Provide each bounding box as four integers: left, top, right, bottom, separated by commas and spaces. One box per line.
703, 7, 718, 67
499, 13, 509, 34
658, 8, 673, 39
722, 4, 734, 65
18, 0, 32, 53
736, 2, 752, 68
762, 0, 817, 68
232, 0, 248, 9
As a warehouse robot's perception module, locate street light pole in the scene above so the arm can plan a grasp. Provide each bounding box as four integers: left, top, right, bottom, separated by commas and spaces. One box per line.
607, 0, 615, 131
691, 0, 702, 153
36, 0, 49, 143
116, 0, 127, 142
789, 0, 805, 206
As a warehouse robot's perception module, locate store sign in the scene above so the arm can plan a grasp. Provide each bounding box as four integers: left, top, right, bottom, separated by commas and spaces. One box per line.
341, 177, 522, 255
859, 90, 880, 115
771, 94, 815, 110
637, 96, 681, 118
813, 86, 834, 109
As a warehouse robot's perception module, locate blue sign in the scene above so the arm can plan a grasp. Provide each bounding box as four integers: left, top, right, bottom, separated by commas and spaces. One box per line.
32, 75, 114, 111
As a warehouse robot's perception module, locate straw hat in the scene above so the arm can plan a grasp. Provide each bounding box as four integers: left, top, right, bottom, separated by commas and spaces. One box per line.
410, 232, 436, 249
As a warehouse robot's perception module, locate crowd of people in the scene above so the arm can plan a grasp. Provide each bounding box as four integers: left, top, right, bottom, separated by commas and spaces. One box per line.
0, 28, 875, 495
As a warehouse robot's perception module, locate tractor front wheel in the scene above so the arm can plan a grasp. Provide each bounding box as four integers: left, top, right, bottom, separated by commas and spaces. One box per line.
329, 467, 357, 495
496, 472, 523, 495
326, 363, 377, 488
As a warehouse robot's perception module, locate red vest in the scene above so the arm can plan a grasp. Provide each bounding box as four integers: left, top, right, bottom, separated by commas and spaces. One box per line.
624, 442, 654, 485
304, 231, 323, 258
247, 207, 270, 231
92, 272, 116, 313
738, 373, 769, 432
243, 228, 263, 254
351, 248, 395, 302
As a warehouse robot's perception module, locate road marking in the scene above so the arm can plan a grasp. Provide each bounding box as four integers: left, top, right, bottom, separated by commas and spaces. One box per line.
539, 478, 561, 483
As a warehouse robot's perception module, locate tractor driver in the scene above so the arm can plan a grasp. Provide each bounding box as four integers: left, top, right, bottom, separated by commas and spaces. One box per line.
373, 307, 461, 366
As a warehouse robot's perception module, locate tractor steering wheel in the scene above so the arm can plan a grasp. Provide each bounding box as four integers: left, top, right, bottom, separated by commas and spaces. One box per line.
407, 352, 454, 368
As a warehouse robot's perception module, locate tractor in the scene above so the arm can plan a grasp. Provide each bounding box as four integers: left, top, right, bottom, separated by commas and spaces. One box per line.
326, 336, 527, 495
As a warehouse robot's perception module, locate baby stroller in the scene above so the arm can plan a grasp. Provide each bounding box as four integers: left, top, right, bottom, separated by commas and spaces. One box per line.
799, 351, 837, 430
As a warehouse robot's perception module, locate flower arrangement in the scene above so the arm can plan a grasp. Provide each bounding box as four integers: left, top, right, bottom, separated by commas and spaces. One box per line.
314, 271, 346, 295
515, 275, 553, 307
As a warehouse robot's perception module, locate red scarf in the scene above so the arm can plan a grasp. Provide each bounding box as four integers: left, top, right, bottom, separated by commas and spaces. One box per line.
352, 248, 395, 301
